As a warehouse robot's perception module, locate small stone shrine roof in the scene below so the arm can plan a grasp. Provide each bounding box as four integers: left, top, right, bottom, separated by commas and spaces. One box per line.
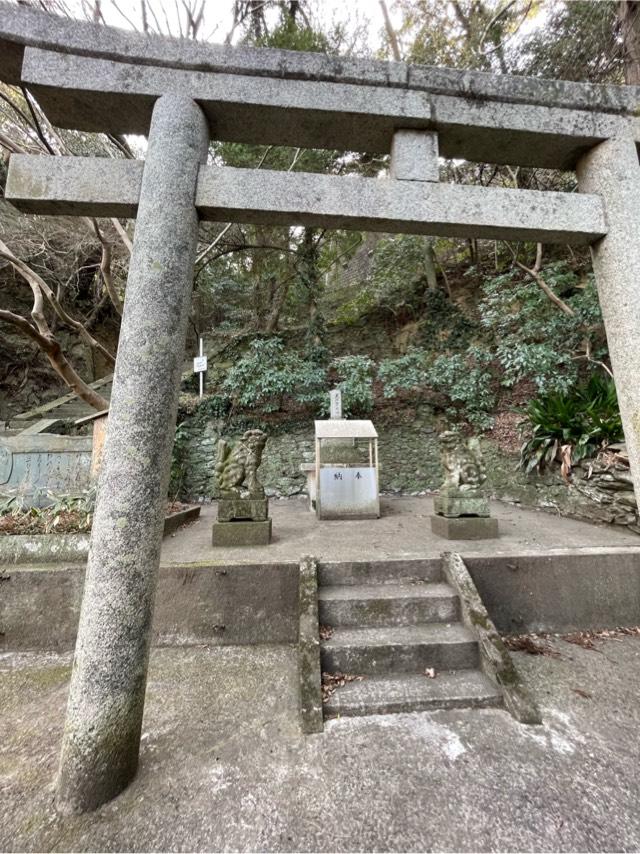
315, 420, 378, 439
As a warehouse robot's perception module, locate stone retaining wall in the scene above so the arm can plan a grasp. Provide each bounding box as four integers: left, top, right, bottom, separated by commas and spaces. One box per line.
177, 408, 638, 534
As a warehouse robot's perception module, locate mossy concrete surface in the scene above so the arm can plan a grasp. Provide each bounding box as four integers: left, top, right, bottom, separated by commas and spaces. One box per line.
443, 552, 541, 725
0, 533, 91, 565
297, 556, 323, 734
431, 514, 499, 539
2, 639, 640, 851
211, 518, 272, 547
4, 497, 640, 651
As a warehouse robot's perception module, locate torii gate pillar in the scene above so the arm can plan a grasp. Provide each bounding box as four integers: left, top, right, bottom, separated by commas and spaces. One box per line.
577, 137, 640, 510
55, 94, 208, 814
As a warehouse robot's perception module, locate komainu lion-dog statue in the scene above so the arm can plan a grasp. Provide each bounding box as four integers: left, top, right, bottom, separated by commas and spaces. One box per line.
215, 428, 267, 498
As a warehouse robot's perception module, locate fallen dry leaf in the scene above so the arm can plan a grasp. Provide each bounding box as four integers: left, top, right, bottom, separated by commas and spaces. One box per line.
321, 671, 363, 703
503, 626, 640, 659
503, 634, 560, 657
571, 688, 592, 700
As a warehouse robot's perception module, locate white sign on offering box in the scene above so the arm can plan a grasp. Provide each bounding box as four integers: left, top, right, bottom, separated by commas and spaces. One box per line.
319, 467, 378, 517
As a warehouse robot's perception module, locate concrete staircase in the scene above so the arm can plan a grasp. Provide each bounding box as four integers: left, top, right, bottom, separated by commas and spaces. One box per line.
318, 559, 503, 718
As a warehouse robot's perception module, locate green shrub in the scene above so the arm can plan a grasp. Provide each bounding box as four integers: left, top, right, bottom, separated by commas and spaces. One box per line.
333, 289, 377, 325
480, 264, 605, 394
426, 354, 495, 429
220, 337, 326, 413
377, 350, 430, 398
331, 355, 375, 416
378, 348, 494, 428
519, 372, 623, 473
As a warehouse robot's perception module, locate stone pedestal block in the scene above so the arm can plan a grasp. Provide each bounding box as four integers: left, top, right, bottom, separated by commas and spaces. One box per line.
212, 518, 272, 546
434, 492, 490, 518
218, 497, 268, 522
431, 515, 499, 540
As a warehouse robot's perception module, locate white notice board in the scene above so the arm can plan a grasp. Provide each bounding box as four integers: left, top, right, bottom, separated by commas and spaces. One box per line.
318, 467, 379, 518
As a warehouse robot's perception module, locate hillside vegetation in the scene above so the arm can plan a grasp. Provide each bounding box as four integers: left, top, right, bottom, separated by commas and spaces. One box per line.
0, 0, 636, 523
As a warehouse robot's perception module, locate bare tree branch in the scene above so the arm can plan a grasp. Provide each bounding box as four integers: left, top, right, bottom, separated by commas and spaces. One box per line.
88, 219, 124, 317
510, 242, 576, 317
0, 238, 117, 365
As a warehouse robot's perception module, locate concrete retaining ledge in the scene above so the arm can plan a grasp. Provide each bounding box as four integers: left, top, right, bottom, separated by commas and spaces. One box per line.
0, 533, 91, 565
163, 505, 201, 537
443, 552, 541, 725
3, 547, 640, 652
298, 555, 323, 734
0, 506, 201, 565
0, 560, 299, 651
465, 547, 640, 634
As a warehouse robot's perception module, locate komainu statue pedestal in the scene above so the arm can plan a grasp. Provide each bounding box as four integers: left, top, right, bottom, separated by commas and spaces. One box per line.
430, 430, 498, 540
211, 429, 272, 546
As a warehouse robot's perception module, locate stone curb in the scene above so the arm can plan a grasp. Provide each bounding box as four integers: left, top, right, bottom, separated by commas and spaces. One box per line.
298, 555, 324, 734
0, 533, 91, 565
0, 506, 202, 565
163, 505, 201, 537
442, 552, 542, 726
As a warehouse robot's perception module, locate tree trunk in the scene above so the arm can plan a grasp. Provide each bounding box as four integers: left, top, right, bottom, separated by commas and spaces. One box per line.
299, 228, 325, 357
263, 275, 290, 333
0, 309, 109, 410
619, 2, 640, 85
423, 237, 438, 290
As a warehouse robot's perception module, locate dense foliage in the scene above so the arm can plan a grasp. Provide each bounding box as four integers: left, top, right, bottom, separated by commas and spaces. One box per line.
519, 374, 623, 473
1, 0, 634, 486
220, 338, 326, 413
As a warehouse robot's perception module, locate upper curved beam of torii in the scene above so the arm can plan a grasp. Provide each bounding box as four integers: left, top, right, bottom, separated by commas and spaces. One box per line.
1, 0, 639, 169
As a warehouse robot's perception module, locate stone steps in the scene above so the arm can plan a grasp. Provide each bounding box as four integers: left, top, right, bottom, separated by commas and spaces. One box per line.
318, 558, 442, 587
319, 560, 504, 720
319, 582, 460, 627
321, 623, 479, 675
323, 670, 502, 718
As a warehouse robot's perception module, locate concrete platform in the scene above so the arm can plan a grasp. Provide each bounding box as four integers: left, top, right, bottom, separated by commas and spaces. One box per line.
2, 636, 640, 851
160, 495, 640, 565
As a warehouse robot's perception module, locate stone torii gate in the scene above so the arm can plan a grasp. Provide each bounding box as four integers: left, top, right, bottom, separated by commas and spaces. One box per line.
2, 2, 640, 814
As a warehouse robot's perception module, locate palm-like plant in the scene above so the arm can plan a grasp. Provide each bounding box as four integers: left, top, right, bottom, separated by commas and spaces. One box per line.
519, 373, 623, 474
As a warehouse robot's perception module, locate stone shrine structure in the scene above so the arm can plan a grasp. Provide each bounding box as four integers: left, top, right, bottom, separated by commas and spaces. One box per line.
212, 428, 271, 545
431, 430, 498, 539
2, 2, 640, 815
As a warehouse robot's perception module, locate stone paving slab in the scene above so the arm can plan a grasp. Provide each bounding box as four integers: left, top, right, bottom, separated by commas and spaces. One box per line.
160, 495, 640, 566
1, 637, 640, 851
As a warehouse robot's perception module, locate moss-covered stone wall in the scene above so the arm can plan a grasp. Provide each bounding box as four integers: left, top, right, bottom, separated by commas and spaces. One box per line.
176, 405, 638, 535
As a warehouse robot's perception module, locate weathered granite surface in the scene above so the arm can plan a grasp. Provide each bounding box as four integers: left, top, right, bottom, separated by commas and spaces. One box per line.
1, 0, 640, 116
211, 518, 272, 546
2, 3, 640, 168
55, 95, 209, 816
578, 137, 640, 516
431, 514, 499, 540
217, 497, 268, 522
7, 155, 608, 245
